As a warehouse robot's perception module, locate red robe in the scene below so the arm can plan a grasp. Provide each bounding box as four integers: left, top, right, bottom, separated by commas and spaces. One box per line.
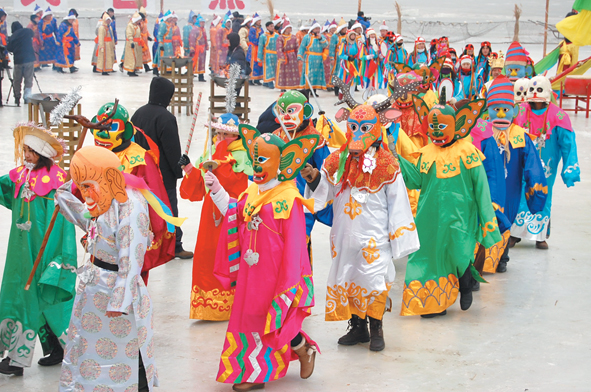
180, 140, 249, 321
115, 142, 176, 284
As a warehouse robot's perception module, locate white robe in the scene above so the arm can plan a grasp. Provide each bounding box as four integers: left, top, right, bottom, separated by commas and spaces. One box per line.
56, 185, 158, 392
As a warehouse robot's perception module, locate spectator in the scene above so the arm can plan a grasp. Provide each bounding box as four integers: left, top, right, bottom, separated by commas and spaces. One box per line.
7, 22, 35, 106
131, 77, 193, 259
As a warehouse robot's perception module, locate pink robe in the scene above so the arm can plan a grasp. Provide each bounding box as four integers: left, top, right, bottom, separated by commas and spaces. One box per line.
214, 197, 314, 384
276, 34, 301, 90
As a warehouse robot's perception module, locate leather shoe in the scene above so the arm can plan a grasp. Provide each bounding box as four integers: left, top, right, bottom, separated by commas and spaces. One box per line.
232, 382, 265, 391
38, 346, 64, 366
460, 290, 473, 311
508, 236, 521, 248
176, 250, 193, 259
0, 357, 23, 376
536, 241, 549, 250
420, 310, 447, 318
496, 260, 507, 273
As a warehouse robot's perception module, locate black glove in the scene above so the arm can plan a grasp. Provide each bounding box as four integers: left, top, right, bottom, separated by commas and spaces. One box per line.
131, 43, 135, 49
148, 36, 153, 42
178, 154, 191, 167
348, 56, 355, 62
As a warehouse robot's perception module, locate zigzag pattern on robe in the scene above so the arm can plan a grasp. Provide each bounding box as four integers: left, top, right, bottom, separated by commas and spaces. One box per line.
264, 275, 314, 335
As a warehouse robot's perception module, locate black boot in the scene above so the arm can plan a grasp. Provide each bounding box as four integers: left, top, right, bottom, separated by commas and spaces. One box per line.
38, 327, 64, 366
144, 64, 151, 72
93, 65, 99, 73
421, 310, 447, 318
153, 68, 159, 76
334, 87, 339, 96
459, 266, 473, 311
128, 72, 139, 77
0, 357, 23, 376
102, 72, 110, 76
138, 353, 149, 392
198, 74, 206, 82
497, 246, 509, 273
368, 317, 385, 352
56, 67, 65, 73
70, 66, 79, 73
337, 315, 369, 345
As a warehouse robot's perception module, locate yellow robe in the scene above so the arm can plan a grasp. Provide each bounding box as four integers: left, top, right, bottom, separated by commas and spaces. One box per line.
123, 22, 143, 72
96, 24, 115, 72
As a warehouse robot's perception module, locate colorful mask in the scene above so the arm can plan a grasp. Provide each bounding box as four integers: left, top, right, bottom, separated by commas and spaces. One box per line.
273, 90, 313, 132
526, 75, 552, 103
389, 57, 445, 103
413, 89, 485, 147
333, 76, 421, 156
486, 76, 515, 130
513, 78, 529, 103
504, 42, 533, 83
240, 124, 319, 184
69, 146, 128, 217
90, 102, 135, 150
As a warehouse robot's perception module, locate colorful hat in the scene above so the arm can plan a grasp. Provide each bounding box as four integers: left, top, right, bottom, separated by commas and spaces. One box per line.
350, 22, 362, 31
321, 20, 330, 33
329, 19, 337, 29
336, 23, 347, 33
13, 123, 66, 164
207, 113, 240, 134
489, 50, 505, 69
459, 54, 473, 66
443, 57, 454, 69
241, 15, 253, 26
505, 41, 528, 66
195, 14, 205, 24
188, 10, 197, 21
486, 76, 514, 107
161, 10, 172, 21
32, 4, 42, 15
272, 14, 283, 26
64, 14, 76, 20
42, 7, 53, 18
211, 14, 220, 26
310, 19, 321, 31
379, 20, 389, 31
252, 12, 261, 24
465, 43, 474, 50
415, 37, 425, 44
395, 34, 404, 43
131, 12, 142, 23
281, 21, 292, 34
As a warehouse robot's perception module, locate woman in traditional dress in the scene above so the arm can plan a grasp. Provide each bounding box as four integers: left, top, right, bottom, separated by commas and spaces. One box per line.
96, 14, 115, 75
276, 23, 301, 90
297, 21, 328, 91
38, 8, 57, 68
55, 14, 79, 73
0, 124, 77, 376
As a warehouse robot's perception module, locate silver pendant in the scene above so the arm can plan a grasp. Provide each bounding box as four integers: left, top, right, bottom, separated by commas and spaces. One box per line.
247, 215, 263, 231
351, 187, 368, 204
244, 249, 259, 267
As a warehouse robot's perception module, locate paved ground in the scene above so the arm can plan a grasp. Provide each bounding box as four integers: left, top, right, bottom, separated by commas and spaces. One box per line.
0, 44, 589, 391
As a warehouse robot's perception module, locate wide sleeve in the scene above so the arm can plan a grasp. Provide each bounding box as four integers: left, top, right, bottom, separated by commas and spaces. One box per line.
556, 126, 580, 187
297, 35, 308, 61
179, 167, 206, 202
470, 164, 502, 248
481, 137, 511, 233
54, 180, 91, 231
329, 34, 338, 57
398, 156, 423, 190
276, 36, 285, 61
257, 34, 265, 63
0, 174, 15, 210
213, 197, 241, 289
305, 168, 336, 213
56, 24, 64, 44
98, 26, 106, 49
386, 174, 420, 259
522, 136, 548, 215
125, 23, 134, 41
108, 193, 150, 313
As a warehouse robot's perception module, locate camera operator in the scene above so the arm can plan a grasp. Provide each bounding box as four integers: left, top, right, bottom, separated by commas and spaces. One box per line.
0, 8, 9, 106
357, 11, 371, 31
7, 21, 35, 106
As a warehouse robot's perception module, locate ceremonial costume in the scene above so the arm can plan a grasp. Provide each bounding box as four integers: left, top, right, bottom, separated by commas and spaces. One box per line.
123, 13, 143, 75
471, 76, 547, 273
155, 12, 174, 68
96, 14, 116, 74
360, 29, 384, 90
139, 8, 152, 69
329, 25, 346, 85
55, 147, 181, 392
457, 55, 478, 99
308, 78, 419, 351
275, 23, 301, 90
183, 11, 196, 57
69, 102, 177, 283
511, 76, 580, 245
475, 41, 492, 88
504, 41, 534, 83
218, 18, 232, 71
298, 22, 329, 90
210, 125, 320, 390
151, 12, 163, 70
55, 15, 79, 72
27, 6, 43, 68
39, 10, 57, 66
247, 15, 263, 81
400, 94, 501, 317
209, 16, 221, 74
0, 125, 76, 375
336, 30, 360, 85
557, 39, 579, 75
323, 20, 337, 89
189, 15, 208, 78
179, 114, 252, 321
272, 91, 331, 237
69, 10, 80, 61
407, 37, 430, 68
258, 25, 278, 87
171, 14, 183, 57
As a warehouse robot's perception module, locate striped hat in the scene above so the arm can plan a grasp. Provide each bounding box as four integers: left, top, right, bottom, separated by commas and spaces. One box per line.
486, 76, 514, 107
505, 41, 528, 66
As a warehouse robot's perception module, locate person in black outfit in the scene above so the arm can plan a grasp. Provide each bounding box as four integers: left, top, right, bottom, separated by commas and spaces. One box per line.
226, 32, 251, 108
7, 22, 36, 106
131, 77, 193, 259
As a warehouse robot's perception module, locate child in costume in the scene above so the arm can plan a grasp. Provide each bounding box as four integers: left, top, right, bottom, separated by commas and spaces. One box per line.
399, 92, 501, 317
208, 125, 320, 391
0, 124, 77, 376
510, 75, 580, 249
305, 79, 420, 351
55, 146, 182, 392
66, 101, 176, 283
178, 113, 252, 321
471, 76, 547, 274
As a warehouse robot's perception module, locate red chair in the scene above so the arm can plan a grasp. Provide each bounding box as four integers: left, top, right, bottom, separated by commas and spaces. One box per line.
559, 75, 591, 118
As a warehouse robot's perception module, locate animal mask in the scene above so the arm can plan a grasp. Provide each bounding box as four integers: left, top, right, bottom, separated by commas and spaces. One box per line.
240, 124, 319, 184
69, 146, 128, 217
273, 90, 313, 132
486, 76, 516, 130
413, 88, 485, 147
90, 102, 135, 150
526, 75, 552, 103
389, 57, 445, 102
332, 75, 422, 156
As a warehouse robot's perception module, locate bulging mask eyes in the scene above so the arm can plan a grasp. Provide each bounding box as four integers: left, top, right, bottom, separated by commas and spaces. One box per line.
438, 124, 448, 130
350, 123, 359, 132
257, 156, 269, 164
360, 124, 374, 133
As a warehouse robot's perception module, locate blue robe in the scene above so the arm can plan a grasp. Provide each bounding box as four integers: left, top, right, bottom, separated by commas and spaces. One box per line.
336, 40, 359, 84
182, 23, 193, 56
152, 21, 160, 61
298, 34, 328, 89
511, 105, 580, 241
257, 32, 277, 83
248, 26, 263, 78
39, 19, 57, 65
55, 22, 79, 68
407, 51, 429, 68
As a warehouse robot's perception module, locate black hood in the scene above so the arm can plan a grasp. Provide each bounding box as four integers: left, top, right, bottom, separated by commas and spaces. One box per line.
12, 21, 23, 34
148, 77, 175, 107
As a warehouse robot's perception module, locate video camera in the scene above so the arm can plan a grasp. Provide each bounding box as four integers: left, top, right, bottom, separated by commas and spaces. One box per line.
0, 44, 9, 70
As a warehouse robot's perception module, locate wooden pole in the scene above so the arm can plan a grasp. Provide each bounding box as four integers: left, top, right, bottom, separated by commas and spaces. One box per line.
160, 0, 164, 14
24, 127, 88, 291
543, 0, 550, 56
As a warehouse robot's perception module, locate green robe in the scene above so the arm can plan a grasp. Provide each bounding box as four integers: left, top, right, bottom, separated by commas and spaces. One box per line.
0, 171, 77, 367
399, 139, 501, 316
